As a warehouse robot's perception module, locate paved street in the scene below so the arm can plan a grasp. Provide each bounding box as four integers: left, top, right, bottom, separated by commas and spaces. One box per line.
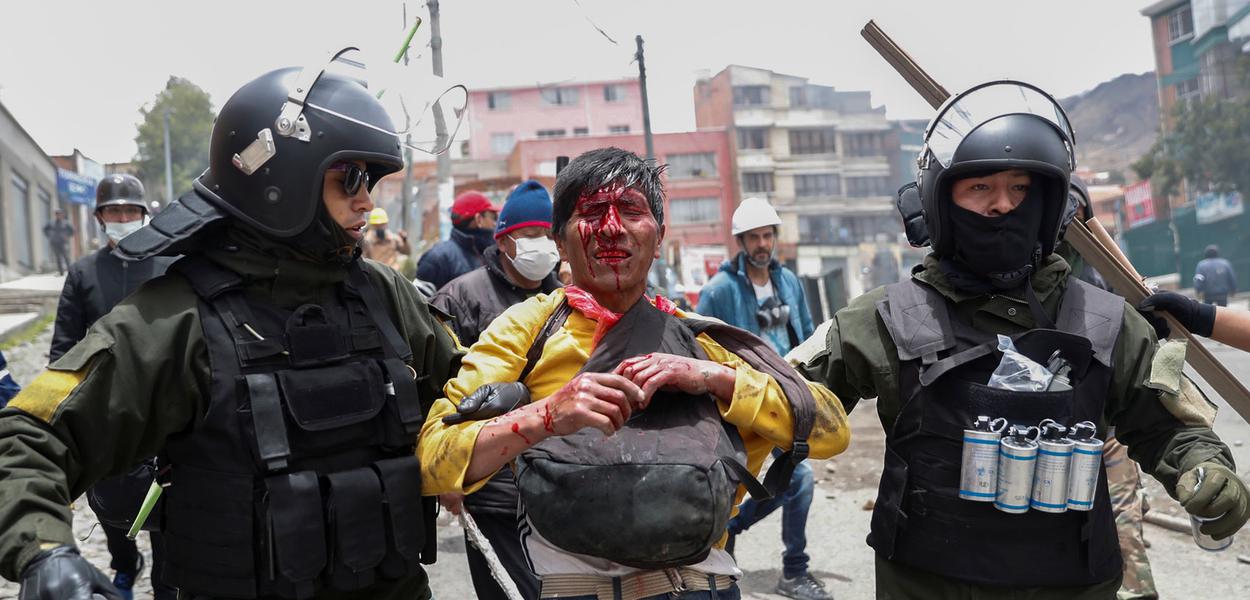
3, 313, 1250, 598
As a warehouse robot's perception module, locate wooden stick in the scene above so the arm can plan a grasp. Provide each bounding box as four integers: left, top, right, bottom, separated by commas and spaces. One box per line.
861, 19, 1250, 425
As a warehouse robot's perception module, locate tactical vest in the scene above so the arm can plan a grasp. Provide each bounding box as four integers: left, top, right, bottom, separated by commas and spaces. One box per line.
160, 256, 436, 599
515, 298, 813, 569
870, 278, 1124, 587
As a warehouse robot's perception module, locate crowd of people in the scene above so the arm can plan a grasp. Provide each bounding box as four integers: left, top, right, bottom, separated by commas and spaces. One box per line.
0, 54, 1248, 600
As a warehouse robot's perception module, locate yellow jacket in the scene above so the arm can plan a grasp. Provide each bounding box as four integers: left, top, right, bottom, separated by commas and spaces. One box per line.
418, 289, 850, 509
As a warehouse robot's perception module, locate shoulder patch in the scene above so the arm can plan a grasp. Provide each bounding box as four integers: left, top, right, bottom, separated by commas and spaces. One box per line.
9, 369, 90, 423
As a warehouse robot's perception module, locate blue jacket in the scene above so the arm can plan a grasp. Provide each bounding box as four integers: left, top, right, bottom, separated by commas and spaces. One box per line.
696, 253, 815, 356
0, 350, 19, 407
1195, 257, 1237, 297
417, 228, 490, 291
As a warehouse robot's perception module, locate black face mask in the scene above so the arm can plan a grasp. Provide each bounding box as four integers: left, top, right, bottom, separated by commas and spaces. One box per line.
945, 190, 1045, 289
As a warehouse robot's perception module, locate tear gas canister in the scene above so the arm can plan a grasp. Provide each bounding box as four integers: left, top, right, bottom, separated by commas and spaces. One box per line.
1066, 421, 1103, 511
960, 416, 1007, 502
995, 425, 1040, 514
1031, 420, 1074, 513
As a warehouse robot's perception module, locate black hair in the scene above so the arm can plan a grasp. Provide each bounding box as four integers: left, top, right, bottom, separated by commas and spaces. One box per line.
1205, 244, 1220, 258
551, 147, 666, 237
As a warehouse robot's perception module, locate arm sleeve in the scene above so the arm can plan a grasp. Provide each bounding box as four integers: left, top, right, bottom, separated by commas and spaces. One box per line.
1107, 306, 1234, 497
429, 287, 471, 348
0, 278, 206, 580
49, 266, 87, 363
791, 288, 896, 417
786, 272, 816, 341
417, 299, 542, 495
697, 336, 849, 460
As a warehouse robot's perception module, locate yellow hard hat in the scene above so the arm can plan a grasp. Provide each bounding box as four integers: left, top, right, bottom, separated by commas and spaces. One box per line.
369, 207, 389, 225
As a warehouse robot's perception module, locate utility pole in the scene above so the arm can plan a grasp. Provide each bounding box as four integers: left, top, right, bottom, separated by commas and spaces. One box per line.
163, 108, 174, 205
400, 2, 419, 254
429, 0, 454, 241
635, 35, 654, 160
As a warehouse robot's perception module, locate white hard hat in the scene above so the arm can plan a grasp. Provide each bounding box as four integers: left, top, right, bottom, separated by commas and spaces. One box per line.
731, 197, 782, 236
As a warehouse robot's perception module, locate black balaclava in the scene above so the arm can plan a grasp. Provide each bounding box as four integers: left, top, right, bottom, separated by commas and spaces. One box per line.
285, 199, 361, 266
941, 185, 1046, 293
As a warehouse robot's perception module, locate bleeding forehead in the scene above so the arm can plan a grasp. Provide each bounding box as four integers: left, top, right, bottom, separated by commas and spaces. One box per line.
575, 184, 648, 210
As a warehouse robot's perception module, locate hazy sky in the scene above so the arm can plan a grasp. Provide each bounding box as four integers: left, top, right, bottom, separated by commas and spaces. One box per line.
0, 0, 1158, 165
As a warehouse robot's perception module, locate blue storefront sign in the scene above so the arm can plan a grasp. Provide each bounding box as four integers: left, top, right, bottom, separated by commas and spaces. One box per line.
56, 168, 98, 206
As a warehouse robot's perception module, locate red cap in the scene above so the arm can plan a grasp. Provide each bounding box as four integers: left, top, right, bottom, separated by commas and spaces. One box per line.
451, 191, 501, 222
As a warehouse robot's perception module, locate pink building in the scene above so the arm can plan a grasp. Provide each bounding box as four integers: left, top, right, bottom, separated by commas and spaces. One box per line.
465, 78, 644, 161
508, 130, 738, 287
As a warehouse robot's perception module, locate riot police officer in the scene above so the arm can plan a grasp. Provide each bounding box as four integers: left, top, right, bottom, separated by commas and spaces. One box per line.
0, 51, 463, 600
791, 80, 1249, 599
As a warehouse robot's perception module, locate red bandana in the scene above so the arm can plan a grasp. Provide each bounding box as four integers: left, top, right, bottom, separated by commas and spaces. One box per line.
563, 286, 677, 346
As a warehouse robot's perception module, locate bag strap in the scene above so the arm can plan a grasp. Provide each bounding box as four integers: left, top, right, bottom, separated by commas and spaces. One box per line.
347, 261, 414, 363
683, 317, 814, 498
517, 299, 573, 384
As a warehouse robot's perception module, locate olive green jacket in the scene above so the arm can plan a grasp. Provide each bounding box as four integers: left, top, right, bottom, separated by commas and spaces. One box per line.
793, 253, 1233, 497
0, 228, 462, 598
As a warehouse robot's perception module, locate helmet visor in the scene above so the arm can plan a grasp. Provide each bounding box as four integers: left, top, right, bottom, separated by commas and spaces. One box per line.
305, 47, 468, 156
924, 81, 1074, 168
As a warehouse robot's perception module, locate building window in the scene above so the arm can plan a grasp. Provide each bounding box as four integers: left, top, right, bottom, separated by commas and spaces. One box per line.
845, 176, 894, 197
789, 128, 837, 155
573, 127, 589, 136
1176, 77, 1201, 102
736, 127, 769, 150
669, 197, 721, 224
845, 132, 887, 157
603, 84, 626, 102
1168, 6, 1193, 42
487, 91, 511, 110
459, 141, 471, 156
540, 86, 580, 106
666, 152, 718, 179
742, 172, 775, 194
609, 124, 631, 134
10, 172, 32, 268
790, 85, 835, 109
536, 129, 567, 139
732, 85, 770, 107
800, 213, 899, 245
490, 132, 515, 156
794, 173, 841, 198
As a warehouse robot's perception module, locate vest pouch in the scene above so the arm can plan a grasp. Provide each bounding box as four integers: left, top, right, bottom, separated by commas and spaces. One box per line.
323, 467, 386, 591
373, 456, 428, 576
276, 362, 386, 455
264, 471, 326, 599
162, 465, 256, 597
867, 445, 910, 559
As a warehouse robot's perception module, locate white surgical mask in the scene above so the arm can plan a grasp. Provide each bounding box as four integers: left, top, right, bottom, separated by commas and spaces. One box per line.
508, 235, 560, 281
104, 219, 146, 244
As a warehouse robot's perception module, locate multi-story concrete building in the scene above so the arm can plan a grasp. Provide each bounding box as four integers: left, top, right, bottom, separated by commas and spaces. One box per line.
1142, 0, 1250, 127
507, 130, 737, 290
464, 78, 643, 161
693, 65, 904, 317
1, 101, 62, 281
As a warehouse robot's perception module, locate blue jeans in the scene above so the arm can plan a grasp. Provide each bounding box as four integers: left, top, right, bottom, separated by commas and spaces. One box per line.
727, 451, 814, 579
547, 587, 740, 600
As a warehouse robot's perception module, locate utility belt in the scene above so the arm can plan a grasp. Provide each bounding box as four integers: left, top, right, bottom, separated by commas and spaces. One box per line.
540, 568, 736, 600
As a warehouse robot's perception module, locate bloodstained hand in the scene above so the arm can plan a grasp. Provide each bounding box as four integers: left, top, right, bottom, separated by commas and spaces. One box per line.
613, 353, 735, 407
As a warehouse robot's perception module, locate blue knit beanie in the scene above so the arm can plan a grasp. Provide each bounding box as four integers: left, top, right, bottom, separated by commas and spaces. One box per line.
495, 180, 553, 239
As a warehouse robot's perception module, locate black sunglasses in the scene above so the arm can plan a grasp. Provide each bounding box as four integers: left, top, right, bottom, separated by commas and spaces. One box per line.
327, 162, 370, 196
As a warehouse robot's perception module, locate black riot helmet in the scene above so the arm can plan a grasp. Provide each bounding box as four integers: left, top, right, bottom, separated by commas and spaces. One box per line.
117, 48, 467, 262
918, 81, 1075, 261
195, 66, 404, 238
95, 174, 147, 214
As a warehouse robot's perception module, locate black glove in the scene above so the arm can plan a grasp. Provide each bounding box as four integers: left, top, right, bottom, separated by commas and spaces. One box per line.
19, 545, 123, 600
1138, 291, 1216, 338
442, 382, 530, 424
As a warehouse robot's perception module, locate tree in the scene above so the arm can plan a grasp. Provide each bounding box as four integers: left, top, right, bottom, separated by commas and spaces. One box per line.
133, 77, 215, 204
1133, 53, 1250, 199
